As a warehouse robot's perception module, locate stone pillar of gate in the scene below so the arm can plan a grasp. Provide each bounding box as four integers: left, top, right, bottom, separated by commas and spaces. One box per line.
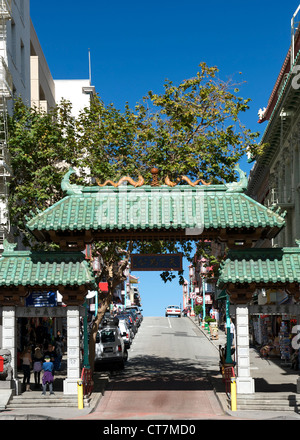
63, 306, 81, 395
235, 304, 255, 394
2, 306, 19, 390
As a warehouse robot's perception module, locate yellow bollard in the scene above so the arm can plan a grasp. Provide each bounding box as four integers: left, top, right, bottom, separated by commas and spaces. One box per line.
230, 377, 237, 411
77, 380, 84, 409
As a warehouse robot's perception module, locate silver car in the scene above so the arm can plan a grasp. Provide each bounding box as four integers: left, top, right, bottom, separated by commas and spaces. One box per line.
95, 325, 128, 369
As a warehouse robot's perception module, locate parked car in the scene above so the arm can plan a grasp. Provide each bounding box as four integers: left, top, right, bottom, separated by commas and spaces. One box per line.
125, 306, 143, 325
121, 311, 138, 335
126, 309, 140, 328
117, 312, 137, 337
94, 325, 128, 369
118, 318, 132, 348
165, 305, 181, 317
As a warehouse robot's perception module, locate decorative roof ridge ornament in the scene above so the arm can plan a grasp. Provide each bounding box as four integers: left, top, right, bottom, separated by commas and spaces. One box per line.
224, 164, 248, 193
165, 176, 180, 187
3, 239, 17, 253
96, 175, 144, 188
181, 176, 211, 187
61, 167, 83, 195
164, 175, 211, 187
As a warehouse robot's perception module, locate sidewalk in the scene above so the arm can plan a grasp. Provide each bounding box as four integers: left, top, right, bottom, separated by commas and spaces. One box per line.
192, 317, 300, 419
1, 320, 300, 420
0, 370, 108, 420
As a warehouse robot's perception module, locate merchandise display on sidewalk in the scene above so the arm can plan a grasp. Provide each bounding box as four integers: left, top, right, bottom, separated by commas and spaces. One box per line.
250, 313, 297, 364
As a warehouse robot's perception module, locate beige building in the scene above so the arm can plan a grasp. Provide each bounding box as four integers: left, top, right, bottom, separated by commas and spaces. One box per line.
30, 20, 55, 111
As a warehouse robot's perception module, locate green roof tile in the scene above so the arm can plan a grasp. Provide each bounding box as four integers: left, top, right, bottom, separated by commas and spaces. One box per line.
26, 184, 286, 235
217, 247, 300, 287
0, 247, 97, 288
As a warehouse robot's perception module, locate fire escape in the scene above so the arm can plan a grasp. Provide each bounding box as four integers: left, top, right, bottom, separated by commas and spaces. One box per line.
0, 0, 12, 250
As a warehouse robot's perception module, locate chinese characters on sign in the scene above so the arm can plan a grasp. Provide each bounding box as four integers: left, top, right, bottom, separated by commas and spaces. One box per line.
26, 291, 57, 307
131, 254, 182, 271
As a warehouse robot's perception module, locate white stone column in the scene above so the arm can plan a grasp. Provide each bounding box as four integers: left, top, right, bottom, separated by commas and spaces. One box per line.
2, 306, 17, 379
235, 305, 255, 394
63, 306, 81, 395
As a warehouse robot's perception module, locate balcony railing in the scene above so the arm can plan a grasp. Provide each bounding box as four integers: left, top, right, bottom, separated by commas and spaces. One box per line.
266, 188, 295, 208
0, 56, 12, 98
0, 0, 11, 19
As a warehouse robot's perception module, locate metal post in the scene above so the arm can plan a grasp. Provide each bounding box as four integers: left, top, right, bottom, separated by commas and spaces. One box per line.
190, 280, 195, 317
201, 276, 206, 327
231, 377, 237, 411
83, 300, 90, 368
225, 294, 232, 364
77, 380, 84, 409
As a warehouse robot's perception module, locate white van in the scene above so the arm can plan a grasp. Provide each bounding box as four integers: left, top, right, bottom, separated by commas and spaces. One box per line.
95, 325, 128, 369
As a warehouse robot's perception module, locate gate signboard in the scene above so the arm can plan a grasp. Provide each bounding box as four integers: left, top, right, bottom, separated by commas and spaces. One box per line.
131, 254, 182, 271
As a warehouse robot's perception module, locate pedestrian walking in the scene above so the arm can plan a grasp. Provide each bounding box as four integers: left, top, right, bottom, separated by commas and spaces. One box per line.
54, 331, 64, 371
21, 347, 32, 392
33, 346, 43, 389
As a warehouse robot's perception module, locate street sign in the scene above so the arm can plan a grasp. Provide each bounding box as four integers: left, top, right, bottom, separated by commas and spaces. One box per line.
196, 295, 212, 305
26, 290, 57, 307
131, 253, 182, 271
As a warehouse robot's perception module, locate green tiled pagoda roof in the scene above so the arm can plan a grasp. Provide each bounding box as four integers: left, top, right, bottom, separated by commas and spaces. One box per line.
218, 247, 300, 286
26, 177, 285, 238
0, 244, 97, 288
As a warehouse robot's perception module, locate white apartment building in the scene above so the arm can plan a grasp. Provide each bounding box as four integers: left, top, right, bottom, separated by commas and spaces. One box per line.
4, 0, 30, 111
0, 1, 94, 249
55, 79, 94, 118
0, 0, 31, 248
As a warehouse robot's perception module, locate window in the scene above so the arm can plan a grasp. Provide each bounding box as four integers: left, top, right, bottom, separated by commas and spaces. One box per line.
101, 330, 115, 343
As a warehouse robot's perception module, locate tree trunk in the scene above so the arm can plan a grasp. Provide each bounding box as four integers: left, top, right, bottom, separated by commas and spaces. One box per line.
88, 291, 113, 373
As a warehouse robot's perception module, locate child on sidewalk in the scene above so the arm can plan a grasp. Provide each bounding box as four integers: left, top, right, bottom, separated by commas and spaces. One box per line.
42, 355, 54, 395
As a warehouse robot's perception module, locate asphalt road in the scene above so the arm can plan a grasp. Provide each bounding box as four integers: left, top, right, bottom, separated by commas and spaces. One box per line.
81, 316, 231, 420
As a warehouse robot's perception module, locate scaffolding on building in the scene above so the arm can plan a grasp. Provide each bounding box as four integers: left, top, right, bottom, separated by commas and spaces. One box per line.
0, 0, 12, 249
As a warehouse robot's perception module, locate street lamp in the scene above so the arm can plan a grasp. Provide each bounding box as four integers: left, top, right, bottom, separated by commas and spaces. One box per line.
92, 256, 102, 317
189, 265, 195, 317
200, 259, 207, 328
183, 280, 188, 310
124, 266, 130, 307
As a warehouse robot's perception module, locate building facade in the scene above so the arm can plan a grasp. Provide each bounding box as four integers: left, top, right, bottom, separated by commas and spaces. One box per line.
0, 0, 31, 250
247, 9, 300, 249
30, 19, 55, 111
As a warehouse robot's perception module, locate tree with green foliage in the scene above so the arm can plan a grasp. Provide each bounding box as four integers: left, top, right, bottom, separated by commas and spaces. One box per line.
7, 64, 262, 370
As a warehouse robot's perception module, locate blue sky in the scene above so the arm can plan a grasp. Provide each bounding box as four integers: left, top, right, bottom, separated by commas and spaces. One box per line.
30, 1, 300, 316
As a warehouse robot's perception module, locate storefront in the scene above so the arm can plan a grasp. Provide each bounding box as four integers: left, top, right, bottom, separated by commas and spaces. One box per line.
249, 303, 300, 365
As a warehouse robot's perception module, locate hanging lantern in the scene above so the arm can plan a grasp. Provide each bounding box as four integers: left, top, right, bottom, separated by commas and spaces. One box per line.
92, 257, 101, 272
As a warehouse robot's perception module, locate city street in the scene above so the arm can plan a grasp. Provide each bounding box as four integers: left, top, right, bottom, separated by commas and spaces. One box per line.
81, 317, 230, 420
